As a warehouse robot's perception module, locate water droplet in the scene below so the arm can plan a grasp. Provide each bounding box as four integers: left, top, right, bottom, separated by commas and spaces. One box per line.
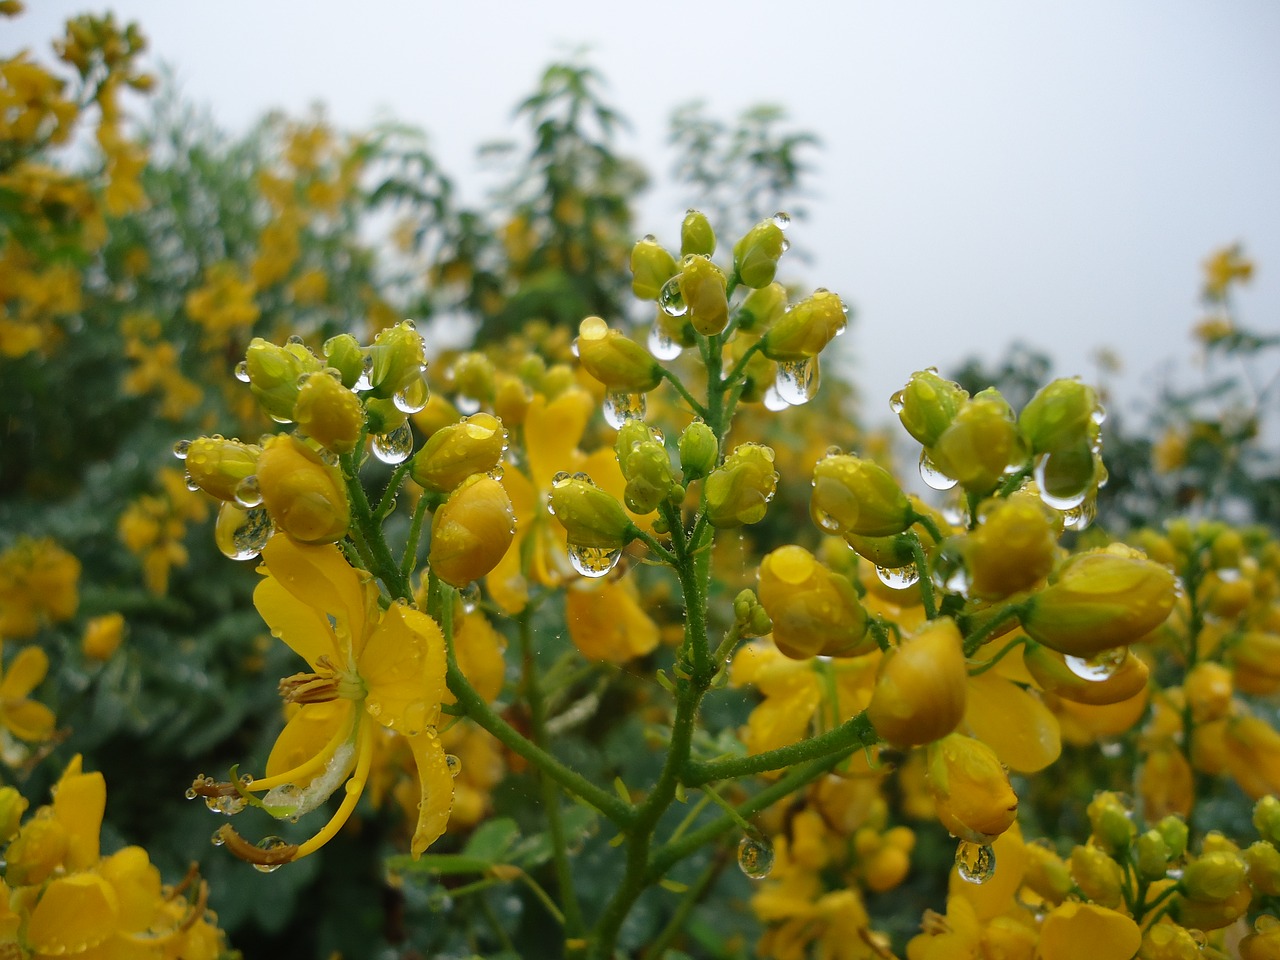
889, 390, 905, 415
234, 475, 263, 508
1062, 496, 1096, 532
773, 358, 818, 406
184, 787, 198, 800
737, 835, 774, 879
172, 439, 191, 459
659, 277, 687, 317
568, 544, 622, 578
393, 377, 430, 414
252, 836, 289, 873
287, 335, 305, 346
459, 582, 480, 613
955, 841, 995, 884
762, 385, 791, 411
205, 794, 247, 816
603, 391, 646, 429
1091, 405, 1107, 427
263, 783, 303, 814
235, 360, 251, 383
215, 503, 273, 561
354, 355, 375, 392
648, 322, 683, 360
772, 211, 791, 230
445, 754, 462, 778
551, 471, 571, 486
372, 422, 414, 464
810, 504, 842, 534
918, 452, 958, 491
454, 394, 481, 415
1065, 647, 1127, 681
876, 564, 920, 589
185, 472, 201, 492
210, 832, 225, 847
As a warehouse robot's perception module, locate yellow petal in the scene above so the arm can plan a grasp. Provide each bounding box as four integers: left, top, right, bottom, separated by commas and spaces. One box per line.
963, 672, 1061, 773
254, 576, 336, 670
360, 603, 445, 736
265, 701, 352, 783
950, 821, 1028, 921
451, 609, 507, 704
745, 685, 822, 755
0, 644, 49, 698
260, 535, 371, 654
1038, 902, 1140, 960
26, 873, 118, 954
2, 699, 55, 741
565, 577, 659, 663
525, 390, 590, 488
53, 764, 105, 871
99, 846, 162, 933
408, 729, 453, 857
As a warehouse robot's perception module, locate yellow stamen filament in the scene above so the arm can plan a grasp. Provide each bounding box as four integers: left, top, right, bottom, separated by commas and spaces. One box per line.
244, 707, 357, 793
294, 716, 374, 859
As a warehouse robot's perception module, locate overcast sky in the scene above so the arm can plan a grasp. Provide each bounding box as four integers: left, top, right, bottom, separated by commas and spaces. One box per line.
12, 1, 1280, 427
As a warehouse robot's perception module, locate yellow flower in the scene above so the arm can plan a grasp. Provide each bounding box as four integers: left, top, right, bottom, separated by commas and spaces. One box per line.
1, 642, 55, 744
564, 574, 659, 663
256, 433, 350, 544
429, 474, 516, 587
82, 613, 125, 661
1037, 902, 1140, 960
866, 618, 968, 748
926, 733, 1018, 843
757, 545, 872, 659
0, 537, 80, 639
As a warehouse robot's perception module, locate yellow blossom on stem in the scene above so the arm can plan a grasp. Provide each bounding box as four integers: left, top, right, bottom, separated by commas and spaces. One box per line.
866, 618, 967, 748
926, 733, 1018, 843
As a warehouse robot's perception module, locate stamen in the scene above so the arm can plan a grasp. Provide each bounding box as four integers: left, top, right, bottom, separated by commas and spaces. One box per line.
215, 823, 299, 867
294, 717, 375, 859
279, 671, 341, 704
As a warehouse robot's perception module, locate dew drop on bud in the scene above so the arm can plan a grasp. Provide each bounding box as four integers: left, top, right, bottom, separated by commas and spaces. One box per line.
372, 421, 414, 464
445, 754, 462, 778
185, 473, 201, 492
919, 452, 958, 491
1065, 647, 1127, 681
234, 361, 251, 383
459, 581, 480, 613
215, 502, 273, 561
252, 836, 289, 873
393, 377, 430, 415
603, 391, 646, 429
234, 475, 263, 508
1034, 454, 1089, 511
1061, 496, 1096, 532
737, 835, 775, 879
354, 355, 375, 392
955, 841, 995, 884
568, 544, 622, 579
773, 358, 818, 406
876, 564, 920, 589
772, 211, 791, 230
172, 439, 191, 460
648, 322, 683, 360
184, 787, 198, 800
659, 277, 688, 317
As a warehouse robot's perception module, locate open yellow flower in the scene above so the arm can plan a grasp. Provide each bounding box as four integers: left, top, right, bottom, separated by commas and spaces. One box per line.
197, 534, 452, 865
0, 641, 56, 744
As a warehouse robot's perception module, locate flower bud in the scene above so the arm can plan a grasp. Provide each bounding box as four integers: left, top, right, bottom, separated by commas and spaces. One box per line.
929, 391, 1026, 497
757, 545, 871, 659
1182, 850, 1248, 902
1021, 548, 1177, 657
493, 374, 531, 427
680, 210, 715, 257
1255, 796, 1280, 848
365, 320, 426, 400
677, 419, 718, 481
574, 316, 663, 392
1233, 632, 1280, 696
1139, 922, 1201, 960
322, 333, 365, 389
1224, 716, 1280, 800
704, 443, 777, 528
294, 371, 364, 454
867, 618, 967, 747
184, 436, 261, 502
1023, 841, 1073, 904
733, 218, 786, 288
1135, 830, 1172, 881
1023, 643, 1149, 705
1039, 903, 1139, 960
810, 454, 913, 538
926, 733, 1018, 842
762, 289, 848, 361
1247, 841, 1280, 897
429, 475, 515, 588
256, 434, 350, 544
1087, 791, 1136, 856
677, 255, 729, 336
1184, 661, 1233, 723
449, 352, 496, 406
614, 419, 654, 473
1210, 527, 1244, 570
1240, 918, 1280, 960
1157, 815, 1188, 860
365, 398, 407, 437
1070, 845, 1125, 908
892, 370, 968, 448
0, 787, 28, 843
410, 413, 505, 494
549, 475, 635, 549
965, 496, 1057, 600
736, 282, 786, 334
82, 612, 125, 662
621, 440, 675, 515
1019, 378, 1101, 455
1139, 747, 1194, 821
630, 236, 678, 301
245, 337, 321, 422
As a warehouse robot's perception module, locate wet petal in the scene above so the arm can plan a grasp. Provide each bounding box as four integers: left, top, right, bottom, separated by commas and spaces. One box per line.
0, 645, 49, 698
1038, 902, 1140, 960
25, 873, 118, 954
360, 603, 445, 735
408, 729, 453, 857
52, 762, 105, 871
964, 672, 1061, 773
254, 576, 336, 670
265, 701, 353, 782
565, 577, 659, 663
260, 535, 372, 652
525, 390, 591, 487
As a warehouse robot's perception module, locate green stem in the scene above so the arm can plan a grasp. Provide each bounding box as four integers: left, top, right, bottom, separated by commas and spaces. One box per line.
658, 367, 709, 420
909, 537, 937, 619
960, 603, 1027, 658
399, 493, 432, 582
375, 460, 413, 519
967, 634, 1028, 676
684, 710, 877, 786
639, 853, 724, 960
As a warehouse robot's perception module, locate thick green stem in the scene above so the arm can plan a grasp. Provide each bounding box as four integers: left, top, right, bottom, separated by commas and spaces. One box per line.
909, 537, 937, 619
684, 710, 877, 785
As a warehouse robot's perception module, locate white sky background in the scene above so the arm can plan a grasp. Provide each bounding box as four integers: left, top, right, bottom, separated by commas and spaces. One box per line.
11, 1, 1280, 429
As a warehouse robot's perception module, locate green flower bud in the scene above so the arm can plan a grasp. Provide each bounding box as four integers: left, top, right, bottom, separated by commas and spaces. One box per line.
810, 454, 913, 538
576, 317, 663, 392
1157, 815, 1189, 860
733, 218, 786, 288
631, 236, 678, 301
1136, 830, 1172, 881
1024, 841, 1073, 905
678, 419, 718, 480
1256, 797, 1280, 848
365, 398, 407, 437
1181, 850, 1248, 902
762, 289, 848, 361
365, 320, 427, 400
704, 443, 777, 528
892, 369, 968, 448
736, 282, 787, 334
1246, 841, 1280, 897
0, 786, 28, 843
652, 305, 698, 351
680, 210, 715, 257
1019, 377, 1101, 455
678, 255, 730, 336
1087, 791, 1137, 856
1070, 844, 1125, 908
322, 333, 365, 389
929, 391, 1026, 497
184, 436, 262, 502
450, 351, 497, 406
245, 336, 322, 423
549, 475, 636, 549
410, 413, 506, 494
623, 440, 675, 514
615, 419, 655, 474
294, 371, 364, 454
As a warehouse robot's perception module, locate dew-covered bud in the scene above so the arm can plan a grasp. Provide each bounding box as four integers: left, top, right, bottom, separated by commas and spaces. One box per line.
1184, 661, 1233, 723
736, 282, 786, 334
1224, 716, 1280, 801
630, 236, 678, 301
704, 443, 777, 528
1019, 378, 1100, 455
893, 369, 968, 448
761, 289, 848, 362
365, 398, 407, 438
965, 495, 1058, 600
322, 333, 365, 389
429, 475, 515, 588
548, 476, 636, 549
1070, 845, 1125, 908
757, 545, 872, 659
365, 320, 426, 400
575, 316, 663, 392
810, 454, 913, 539
294, 371, 363, 454
256, 434, 350, 544
733, 218, 786, 288
411, 413, 505, 494
680, 210, 715, 258
929, 391, 1026, 497
1246, 841, 1280, 897
1157, 815, 1189, 861
1240, 918, 1280, 960
677, 419, 718, 481
245, 337, 322, 422
5, 816, 67, 886
450, 352, 496, 407
1087, 791, 1136, 856
1255, 797, 1280, 848
184, 436, 261, 502
1021, 547, 1178, 657
1023, 643, 1149, 705
1182, 850, 1248, 903
866, 618, 967, 748
0, 786, 28, 844
678, 255, 730, 336
622, 440, 675, 514
1139, 922, 1201, 960
614, 419, 654, 474
926, 733, 1019, 843
1136, 830, 1172, 881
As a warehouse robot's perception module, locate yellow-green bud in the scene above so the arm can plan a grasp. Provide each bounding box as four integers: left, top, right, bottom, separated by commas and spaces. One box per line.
322, 333, 365, 389
733, 218, 787, 288
1087, 791, 1137, 855
1256, 798, 1280, 848
965, 495, 1057, 600
1181, 850, 1248, 902
1246, 841, 1280, 897
652, 305, 697, 351
630, 236, 678, 301
1019, 377, 1101, 455
549, 475, 636, 549
1240, 918, 1280, 960
183, 436, 261, 502
450, 352, 496, 406
677, 419, 718, 480
680, 210, 715, 258
256, 434, 350, 544
365, 320, 426, 400
1140, 923, 1201, 960
622, 440, 675, 514
757, 545, 871, 659
1210, 528, 1244, 570
677, 255, 730, 336
1022, 642, 1150, 705
614, 419, 655, 474
926, 733, 1019, 843
843, 532, 916, 568
294, 371, 364, 454
365, 398, 407, 437
892, 369, 968, 448
761, 289, 848, 361
704, 443, 777, 528
736, 282, 787, 334
429, 475, 515, 588
1024, 841, 1073, 905
0, 786, 28, 843
245, 337, 322, 422
1021, 547, 1178, 657
929, 391, 1026, 497
1136, 830, 1172, 881
1157, 815, 1189, 860
1070, 844, 1125, 908
410, 413, 506, 494
810, 454, 913, 538
575, 317, 663, 392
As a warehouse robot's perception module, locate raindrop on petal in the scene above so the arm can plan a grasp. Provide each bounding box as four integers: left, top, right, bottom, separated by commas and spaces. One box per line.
393, 377, 430, 414
1064, 647, 1127, 681
234, 475, 263, 508
659, 277, 688, 317
919, 452, 958, 491
215, 502, 273, 561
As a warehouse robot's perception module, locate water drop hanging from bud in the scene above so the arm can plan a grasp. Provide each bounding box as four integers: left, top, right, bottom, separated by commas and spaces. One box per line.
172, 439, 191, 460
215, 502, 273, 561
1034, 453, 1089, 511
919, 452, 958, 491
393, 376, 430, 415
876, 564, 921, 589
233, 475, 263, 508
234, 361, 251, 383
659, 277, 688, 317
568, 544, 622, 579
1065, 647, 1127, 681
762, 385, 791, 411
772, 211, 791, 230
648, 322, 683, 361
205, 794, 247, 816
737, 835, 775, 879
603, 391, 646, 429
372, 422, 414, 465
773, 358, 819, 406
955, 841, 996, 884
